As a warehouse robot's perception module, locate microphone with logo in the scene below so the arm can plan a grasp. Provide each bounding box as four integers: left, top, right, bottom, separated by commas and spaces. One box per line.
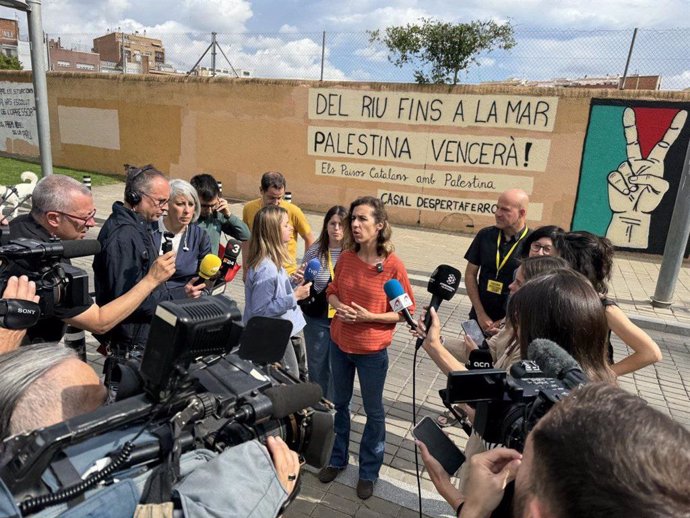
196, 254, 222, 294
218, 239, 242, 283
383, 279, 416, 329
416, 265, 461, 350
303, 258, 321, 284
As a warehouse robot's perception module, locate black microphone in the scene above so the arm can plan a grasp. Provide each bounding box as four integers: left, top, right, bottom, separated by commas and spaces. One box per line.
416, 265, 461, 349
465, 348, 494, 369
60, 239, 102, 259
218, 239, 242, 282
265, 382, 323, 419
527, 338, 588, 388
162, 231, 174, 254
0, 298, 41, 329
383, 279, 416, 329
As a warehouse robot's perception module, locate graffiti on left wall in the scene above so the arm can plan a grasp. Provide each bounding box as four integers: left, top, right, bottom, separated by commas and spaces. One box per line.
572, 99, 690, 254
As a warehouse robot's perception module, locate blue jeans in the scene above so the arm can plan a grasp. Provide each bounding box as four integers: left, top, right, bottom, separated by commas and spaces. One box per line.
303, 315, 333, 400
328, 340, 388, 481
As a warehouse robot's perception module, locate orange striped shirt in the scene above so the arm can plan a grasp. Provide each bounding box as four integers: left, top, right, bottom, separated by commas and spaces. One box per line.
327, 251, 415, 354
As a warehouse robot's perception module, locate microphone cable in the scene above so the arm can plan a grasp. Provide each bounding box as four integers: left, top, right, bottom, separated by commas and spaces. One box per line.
412, 341, 423, 518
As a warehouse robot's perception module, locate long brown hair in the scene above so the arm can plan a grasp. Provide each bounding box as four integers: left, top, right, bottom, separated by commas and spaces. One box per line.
344, 196, 394, 257
246, 205, 290, 270
508, 269, 615, 383
316, 205, 348, 261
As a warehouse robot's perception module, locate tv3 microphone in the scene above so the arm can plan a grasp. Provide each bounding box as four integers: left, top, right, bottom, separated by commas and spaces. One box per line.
416, 264, 461, 349
383, 279, 416, 329
219, 239, 242, 282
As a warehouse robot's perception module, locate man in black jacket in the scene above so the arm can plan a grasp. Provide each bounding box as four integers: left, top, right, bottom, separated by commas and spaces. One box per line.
93, 165, 200, 355
9, 174, 175, 344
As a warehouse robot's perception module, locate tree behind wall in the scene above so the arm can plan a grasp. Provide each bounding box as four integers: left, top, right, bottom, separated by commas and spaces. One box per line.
370, 18, 515, 85
0, 54, 22, 70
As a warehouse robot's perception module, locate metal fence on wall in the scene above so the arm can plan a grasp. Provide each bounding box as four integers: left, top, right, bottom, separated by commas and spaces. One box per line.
47, 27, 690, 90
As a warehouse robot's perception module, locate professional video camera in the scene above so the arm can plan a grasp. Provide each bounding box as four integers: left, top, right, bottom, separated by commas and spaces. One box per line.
0, 296, 335, 515
442, 339, 587, 452
0, 237, 100, 322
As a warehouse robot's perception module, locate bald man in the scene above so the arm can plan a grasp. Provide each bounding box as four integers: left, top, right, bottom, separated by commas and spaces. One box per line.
464, 189, 531, 333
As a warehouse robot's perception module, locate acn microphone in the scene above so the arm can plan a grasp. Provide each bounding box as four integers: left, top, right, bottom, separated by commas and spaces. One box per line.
416, 265, 461, 349
383, 279, 416, 329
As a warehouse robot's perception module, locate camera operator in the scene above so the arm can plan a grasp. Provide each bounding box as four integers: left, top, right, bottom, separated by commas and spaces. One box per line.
0, 343, 302, 517
420, 382, 690, 518
7, 174, 176, 344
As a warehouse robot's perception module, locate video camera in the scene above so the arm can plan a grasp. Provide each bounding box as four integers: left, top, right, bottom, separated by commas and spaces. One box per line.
0, 237, 99, 322
442, 339, 586, 451
0, 296, 335, 515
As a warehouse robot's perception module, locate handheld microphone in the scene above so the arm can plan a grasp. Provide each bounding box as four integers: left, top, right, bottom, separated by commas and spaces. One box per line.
416, 265, 461, 349
383, 279, 416, 329
0, 298, 41, 329
197, 254, 222, 292
162, 231, 174, 254
219, 239, 242, 282
303, 258, 321, 283
465, 348, 494, 370
527, 338, 587, 389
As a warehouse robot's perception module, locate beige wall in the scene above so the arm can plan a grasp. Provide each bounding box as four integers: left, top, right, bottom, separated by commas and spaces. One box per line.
1, 71, 689, 236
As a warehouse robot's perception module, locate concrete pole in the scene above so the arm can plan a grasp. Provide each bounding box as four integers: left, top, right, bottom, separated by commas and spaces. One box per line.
651, 140, 690, 308
211, 32, 217, 77
26, 0, 52, 176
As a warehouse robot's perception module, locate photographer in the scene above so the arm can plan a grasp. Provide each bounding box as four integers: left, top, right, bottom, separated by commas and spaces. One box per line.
422, 383, 690, 518
7, 174, 176, 344
0, 343, 302, 517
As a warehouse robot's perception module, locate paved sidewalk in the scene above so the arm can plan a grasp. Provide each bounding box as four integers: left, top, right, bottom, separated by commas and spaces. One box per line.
68, 184, 689, 518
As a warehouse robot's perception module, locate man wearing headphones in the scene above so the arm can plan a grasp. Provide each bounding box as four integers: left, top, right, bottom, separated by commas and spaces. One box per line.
93, 165, 185, 356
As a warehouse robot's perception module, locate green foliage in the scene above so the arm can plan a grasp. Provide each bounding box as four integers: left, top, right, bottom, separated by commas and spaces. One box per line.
370, 18, 516, 85
0, 54, 22, 71
0, 157, 121, 186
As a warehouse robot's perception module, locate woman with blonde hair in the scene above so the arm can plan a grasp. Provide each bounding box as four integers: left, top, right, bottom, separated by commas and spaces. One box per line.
244, 205, 311, 377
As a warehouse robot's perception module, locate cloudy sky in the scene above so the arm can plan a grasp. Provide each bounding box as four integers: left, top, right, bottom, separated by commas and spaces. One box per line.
2, 0, 689, 88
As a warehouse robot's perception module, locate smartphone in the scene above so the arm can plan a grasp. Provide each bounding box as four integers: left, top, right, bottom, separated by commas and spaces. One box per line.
461, 319, 486, 347
413, 416, 466, 475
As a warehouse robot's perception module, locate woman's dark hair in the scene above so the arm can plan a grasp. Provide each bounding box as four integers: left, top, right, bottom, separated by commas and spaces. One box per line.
508, 269, 615, 383
520, 255, 570, 282
560, 231, 614, 294
190, 173, 220, 201
345, 196, 394, 257
316, 205, 348, 260
521, 225, 565, 258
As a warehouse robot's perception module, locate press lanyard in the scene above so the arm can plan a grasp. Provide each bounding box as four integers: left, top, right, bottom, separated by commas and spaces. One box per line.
495, 227, 528, 277
327, 250, 336, 319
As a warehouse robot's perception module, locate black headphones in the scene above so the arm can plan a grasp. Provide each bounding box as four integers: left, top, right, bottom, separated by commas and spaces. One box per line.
124, 164, 155, 206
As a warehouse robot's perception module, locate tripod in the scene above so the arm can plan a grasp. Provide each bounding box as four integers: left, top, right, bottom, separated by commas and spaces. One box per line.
187, 32, 239, 77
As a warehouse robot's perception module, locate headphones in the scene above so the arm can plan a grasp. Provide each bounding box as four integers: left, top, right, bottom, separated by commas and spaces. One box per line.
124, 164, 156, 206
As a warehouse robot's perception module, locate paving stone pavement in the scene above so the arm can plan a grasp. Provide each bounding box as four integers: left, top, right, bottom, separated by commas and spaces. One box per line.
64, 184, 689, 517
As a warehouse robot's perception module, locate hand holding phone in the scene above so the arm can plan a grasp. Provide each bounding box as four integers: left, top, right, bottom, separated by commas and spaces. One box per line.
462, 319, 486, 348
413, 416, 465, 475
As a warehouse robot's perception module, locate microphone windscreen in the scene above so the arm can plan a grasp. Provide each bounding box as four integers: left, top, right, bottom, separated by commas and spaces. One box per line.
62, 239, 102, 258
265, 382, 323, 419
224, 239, 241, 260
427, 264, 461, 301
527, 339, 581, 378
304, 258, 322, 283
383, 279, 405, 299
199, 254, 222, 279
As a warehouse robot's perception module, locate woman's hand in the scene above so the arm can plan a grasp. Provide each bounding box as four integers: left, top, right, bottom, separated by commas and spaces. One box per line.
266, 436, 301, 496
335, 302, 368, 324
184, 277, 205, 299
290, 263, 306, 285
293, 282, 312, 301
464, 334, 479, 357
416, 439, 464, 511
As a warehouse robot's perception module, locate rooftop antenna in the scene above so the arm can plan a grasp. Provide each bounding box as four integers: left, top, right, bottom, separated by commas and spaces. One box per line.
187, 32, 239, 77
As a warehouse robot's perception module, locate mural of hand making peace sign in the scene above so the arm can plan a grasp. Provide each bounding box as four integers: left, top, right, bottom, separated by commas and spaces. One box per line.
573, 100, 690, 254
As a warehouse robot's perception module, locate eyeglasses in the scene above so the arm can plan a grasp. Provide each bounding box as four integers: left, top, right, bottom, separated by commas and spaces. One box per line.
55, 209, 97, 227
141, 192, 169, 208
530, 242, 554, 254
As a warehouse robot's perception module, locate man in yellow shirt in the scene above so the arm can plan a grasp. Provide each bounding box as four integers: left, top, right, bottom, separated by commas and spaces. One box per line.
242, 171, 314, 276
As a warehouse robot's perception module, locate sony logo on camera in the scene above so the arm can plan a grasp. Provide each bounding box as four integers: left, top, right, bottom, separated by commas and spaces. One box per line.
16, 307, 36, 315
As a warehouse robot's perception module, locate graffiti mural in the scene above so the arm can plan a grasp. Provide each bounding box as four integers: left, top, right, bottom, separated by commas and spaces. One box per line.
572, 99, 690, 254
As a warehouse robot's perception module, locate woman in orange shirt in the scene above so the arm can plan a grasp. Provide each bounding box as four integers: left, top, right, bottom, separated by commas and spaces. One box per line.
317, 196, 415, 500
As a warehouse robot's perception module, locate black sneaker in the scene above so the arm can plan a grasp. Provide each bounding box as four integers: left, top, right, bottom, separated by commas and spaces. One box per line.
318, 465, 344, 483
356, 479, 375, 500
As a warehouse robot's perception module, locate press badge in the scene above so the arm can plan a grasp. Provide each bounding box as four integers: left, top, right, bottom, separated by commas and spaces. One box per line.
487, 279, 504, 294
328, 304, 336, 319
